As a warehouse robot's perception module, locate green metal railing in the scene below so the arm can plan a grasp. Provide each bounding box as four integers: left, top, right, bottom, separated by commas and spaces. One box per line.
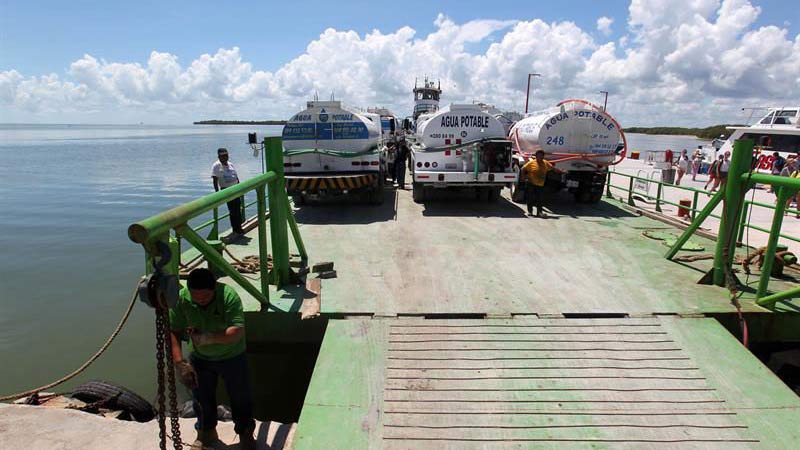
737, 199, 800, 244
128, 137, 306, 311
658, 139, 800, 308
606, 170, 723, 222
607, 148, 800, 308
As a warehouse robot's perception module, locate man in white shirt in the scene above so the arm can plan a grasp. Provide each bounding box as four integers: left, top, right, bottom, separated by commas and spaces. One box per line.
211, 148, 245, 236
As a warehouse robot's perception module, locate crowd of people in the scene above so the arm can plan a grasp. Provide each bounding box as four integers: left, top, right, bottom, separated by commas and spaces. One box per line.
672, 147, 730, 189
668, 147, 800, 218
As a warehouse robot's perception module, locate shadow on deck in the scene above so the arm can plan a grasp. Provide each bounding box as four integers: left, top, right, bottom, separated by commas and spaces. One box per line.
293, 188, 398, 224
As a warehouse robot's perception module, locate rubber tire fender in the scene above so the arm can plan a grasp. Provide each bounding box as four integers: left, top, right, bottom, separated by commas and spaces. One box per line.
412, 182, 425, 203
71, 380, 156, 422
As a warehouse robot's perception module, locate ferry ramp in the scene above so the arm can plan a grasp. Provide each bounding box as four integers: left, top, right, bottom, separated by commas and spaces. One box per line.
215, 188, 800, 449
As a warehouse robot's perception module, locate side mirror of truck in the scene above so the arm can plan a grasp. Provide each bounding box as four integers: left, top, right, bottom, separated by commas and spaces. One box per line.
403, 119, 412, 131
248, 132, 258, 145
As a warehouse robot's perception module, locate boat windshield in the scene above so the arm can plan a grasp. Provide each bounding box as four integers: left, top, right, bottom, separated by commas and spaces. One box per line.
741, 132, 800, 153
759, 110, 798, 125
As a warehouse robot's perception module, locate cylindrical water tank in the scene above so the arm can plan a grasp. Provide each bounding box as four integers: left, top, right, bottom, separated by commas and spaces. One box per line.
510, 100, 623, 166
414, 104, 507, 149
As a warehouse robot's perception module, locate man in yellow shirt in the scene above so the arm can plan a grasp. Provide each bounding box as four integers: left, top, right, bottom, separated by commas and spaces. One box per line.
521, 150, 562, 217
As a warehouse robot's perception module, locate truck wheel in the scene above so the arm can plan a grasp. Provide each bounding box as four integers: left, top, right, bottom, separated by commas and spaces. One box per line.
292, 194, 306, 206
412, 182, 425, 203
488, 187, 500, 202
589, 191, 604, 203
575, 188, 592, 203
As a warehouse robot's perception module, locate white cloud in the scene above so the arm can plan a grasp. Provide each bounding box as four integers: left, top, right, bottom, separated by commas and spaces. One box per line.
1, 0, 798, 126
597, 16, 614, 36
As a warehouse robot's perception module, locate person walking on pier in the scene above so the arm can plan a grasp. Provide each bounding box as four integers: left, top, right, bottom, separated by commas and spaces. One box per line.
706, 154, 723, 192
692, 148, 703, 181
395, 142, 409, 189
211, 148, 245, 239
521, 150, 562, 217
675, 150, 689, 185
170, 268, 256, 450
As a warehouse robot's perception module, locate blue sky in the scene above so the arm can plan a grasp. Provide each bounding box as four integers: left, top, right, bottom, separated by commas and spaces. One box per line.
2, 1, 629, 74
1, 0, 798, 125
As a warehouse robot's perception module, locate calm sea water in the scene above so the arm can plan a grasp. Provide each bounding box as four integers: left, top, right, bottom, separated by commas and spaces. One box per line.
0, 125, 706, 402
0, 124, 281, 401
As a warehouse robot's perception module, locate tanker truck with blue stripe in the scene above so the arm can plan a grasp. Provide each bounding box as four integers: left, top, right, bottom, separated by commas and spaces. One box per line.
282, 101, 385, 204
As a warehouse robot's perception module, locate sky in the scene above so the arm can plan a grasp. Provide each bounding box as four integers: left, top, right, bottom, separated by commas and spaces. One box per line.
1, 0, 798, 126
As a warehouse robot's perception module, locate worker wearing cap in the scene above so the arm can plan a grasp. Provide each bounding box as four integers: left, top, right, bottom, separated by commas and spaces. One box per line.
211, 148, 245, 239
521, 150, 562, 217
170, 268, 255, 450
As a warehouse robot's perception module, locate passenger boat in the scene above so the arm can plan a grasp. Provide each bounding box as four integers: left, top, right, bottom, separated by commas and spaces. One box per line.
717, 107, 800, 170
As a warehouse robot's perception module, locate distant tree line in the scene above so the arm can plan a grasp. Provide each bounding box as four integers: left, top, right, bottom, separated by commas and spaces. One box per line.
623, 125, 742, 139
194, 120, 287, 125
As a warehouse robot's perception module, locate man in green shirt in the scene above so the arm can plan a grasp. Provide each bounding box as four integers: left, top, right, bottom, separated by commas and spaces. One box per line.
170, 268, 255, 450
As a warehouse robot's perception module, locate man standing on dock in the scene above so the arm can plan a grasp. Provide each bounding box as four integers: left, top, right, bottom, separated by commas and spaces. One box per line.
211, 148, 245, 238
521, 150, 562, 217
170, 268, 256, 450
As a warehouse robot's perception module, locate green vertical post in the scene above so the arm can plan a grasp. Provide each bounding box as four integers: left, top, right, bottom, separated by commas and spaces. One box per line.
605, 171, 612, 198
712, 139, 753, 287
627, 177, 635, 206
691, 191, 699, 221
473, 145, 479, 181
256, 186, 270, 308
167, 236, 180, 276
655, 182, 663, 212
757, 187, 792, 298
265, 136, 290, 287
285, 200, 308, 263
665, 190, 724, 259
737, 200, 750, 243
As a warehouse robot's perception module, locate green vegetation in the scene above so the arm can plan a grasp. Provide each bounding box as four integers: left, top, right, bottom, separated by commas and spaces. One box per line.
194, 120, 287, 125
623, 124, 742, 139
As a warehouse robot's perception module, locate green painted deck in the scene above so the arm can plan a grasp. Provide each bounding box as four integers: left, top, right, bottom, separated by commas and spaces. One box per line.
220, 189, 798, 316
192, 188, 800, 448
293, 317, 800, 449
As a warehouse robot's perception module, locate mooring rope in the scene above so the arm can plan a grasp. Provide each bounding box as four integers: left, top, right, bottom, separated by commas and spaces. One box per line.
0, 285, 139, 402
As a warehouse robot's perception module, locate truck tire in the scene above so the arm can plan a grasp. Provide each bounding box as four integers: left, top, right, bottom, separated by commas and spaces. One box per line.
412, 182, 425, 203
71, 380, 155, 422
487, 187, 500, 202
575, 187, 592, 203
589, 191, 604, 203
292, 194, 306, 206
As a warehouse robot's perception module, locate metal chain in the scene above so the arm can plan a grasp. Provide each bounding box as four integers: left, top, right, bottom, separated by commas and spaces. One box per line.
162, 303, 183, 449
152, 274, 183, 450
152, 278, 168, 450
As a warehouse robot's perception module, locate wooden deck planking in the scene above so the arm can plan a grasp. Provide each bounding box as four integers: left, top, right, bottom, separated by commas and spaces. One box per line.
382, 318, 760, 449
292, 317, 800, 449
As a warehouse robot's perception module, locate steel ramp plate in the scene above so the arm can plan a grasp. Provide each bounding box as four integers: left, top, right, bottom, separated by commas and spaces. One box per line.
292, 317, 800, 450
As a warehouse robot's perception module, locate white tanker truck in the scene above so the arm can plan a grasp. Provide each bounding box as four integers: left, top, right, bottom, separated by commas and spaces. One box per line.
282, 100, 385, 204
510, 99, 626, 203
408, 103, 517, 202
